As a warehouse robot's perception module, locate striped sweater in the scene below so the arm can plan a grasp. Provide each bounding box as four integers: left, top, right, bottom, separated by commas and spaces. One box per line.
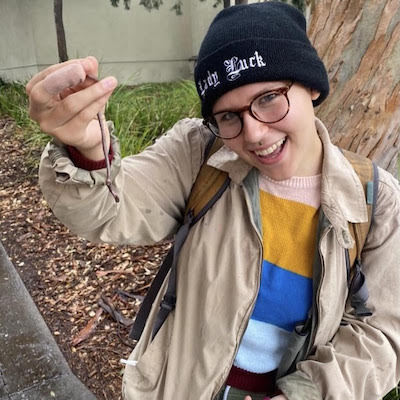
227, 174, 321, 392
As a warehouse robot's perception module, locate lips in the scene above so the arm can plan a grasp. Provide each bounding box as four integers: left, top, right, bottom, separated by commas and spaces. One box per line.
253, 137, 287, 158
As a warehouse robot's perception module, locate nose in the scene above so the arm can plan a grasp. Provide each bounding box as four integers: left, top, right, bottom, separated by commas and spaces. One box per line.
241, 110, 268, 144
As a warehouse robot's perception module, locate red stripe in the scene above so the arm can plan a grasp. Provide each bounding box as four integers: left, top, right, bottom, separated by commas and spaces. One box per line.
226, 365, 282, 394
66, 144, 114, 171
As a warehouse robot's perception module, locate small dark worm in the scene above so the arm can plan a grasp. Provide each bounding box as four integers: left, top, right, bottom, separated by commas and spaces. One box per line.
95, 106, 120, 203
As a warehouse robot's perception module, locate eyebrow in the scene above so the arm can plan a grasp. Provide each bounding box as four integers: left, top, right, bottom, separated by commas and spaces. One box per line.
213, 83, 289, 114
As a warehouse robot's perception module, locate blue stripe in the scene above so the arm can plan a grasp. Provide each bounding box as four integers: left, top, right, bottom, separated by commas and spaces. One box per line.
251, 260, 313, 331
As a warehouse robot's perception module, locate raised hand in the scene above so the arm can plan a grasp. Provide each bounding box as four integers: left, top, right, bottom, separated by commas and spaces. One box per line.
26, 56, 118, 161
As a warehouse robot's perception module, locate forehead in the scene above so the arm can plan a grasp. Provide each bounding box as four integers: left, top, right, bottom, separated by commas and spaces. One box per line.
212, 80, 290, 113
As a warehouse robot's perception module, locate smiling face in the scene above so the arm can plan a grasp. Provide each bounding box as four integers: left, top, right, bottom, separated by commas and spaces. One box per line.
211, 81, 323, 181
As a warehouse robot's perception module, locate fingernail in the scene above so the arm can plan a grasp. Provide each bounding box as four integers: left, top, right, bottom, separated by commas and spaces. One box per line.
101, 77, 117, 90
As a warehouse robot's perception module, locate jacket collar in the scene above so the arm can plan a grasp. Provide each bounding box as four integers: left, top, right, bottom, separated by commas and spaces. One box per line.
207, 118, 369, 248
206, 144, 252, 184
317, 119, 368, 248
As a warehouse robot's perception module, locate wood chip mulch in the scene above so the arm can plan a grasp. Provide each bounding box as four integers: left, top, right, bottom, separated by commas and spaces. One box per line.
0, 117, 171, 400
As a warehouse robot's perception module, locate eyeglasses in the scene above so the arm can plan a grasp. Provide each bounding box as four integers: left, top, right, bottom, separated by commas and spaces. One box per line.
204, 82, 293, 139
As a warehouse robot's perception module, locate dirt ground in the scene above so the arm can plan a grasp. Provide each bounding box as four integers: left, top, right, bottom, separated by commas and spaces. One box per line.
0, 117, 171, 399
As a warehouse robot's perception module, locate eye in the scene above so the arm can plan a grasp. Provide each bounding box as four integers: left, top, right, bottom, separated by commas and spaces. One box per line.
256, 91, 280, 107
215, 111, 238, 124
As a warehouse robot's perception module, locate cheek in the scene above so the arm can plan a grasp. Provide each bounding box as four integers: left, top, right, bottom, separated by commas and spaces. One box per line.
284, 101, 315, 133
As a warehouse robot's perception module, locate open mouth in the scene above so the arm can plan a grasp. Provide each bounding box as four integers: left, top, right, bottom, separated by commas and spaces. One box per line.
253, 137, 287, 159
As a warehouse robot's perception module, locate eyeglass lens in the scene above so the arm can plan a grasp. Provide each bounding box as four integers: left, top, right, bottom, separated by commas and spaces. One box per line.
209, 88, 290, 139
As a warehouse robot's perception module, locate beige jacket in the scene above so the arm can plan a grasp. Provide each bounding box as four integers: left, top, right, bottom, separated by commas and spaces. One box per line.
39, 118, 400, 400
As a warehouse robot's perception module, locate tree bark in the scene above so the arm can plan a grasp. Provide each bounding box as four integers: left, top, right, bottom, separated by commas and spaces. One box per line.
54, 0, 69, 63
308, 0, 400, 175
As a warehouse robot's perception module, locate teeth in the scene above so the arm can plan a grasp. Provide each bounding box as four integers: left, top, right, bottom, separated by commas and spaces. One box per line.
255, 138, 286, 156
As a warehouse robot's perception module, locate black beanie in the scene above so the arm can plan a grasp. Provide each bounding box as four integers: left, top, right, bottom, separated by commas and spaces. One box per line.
194, 1, 329, 118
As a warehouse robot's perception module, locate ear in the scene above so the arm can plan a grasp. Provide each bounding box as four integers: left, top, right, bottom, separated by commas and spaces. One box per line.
311, 89, 321, 101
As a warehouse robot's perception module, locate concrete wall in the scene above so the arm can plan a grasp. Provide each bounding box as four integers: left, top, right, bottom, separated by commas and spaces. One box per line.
0, 0, 221, 83
0, 1, 40, 81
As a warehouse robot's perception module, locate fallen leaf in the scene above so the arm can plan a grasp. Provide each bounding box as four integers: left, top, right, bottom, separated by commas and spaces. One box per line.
71, 308, 104, 346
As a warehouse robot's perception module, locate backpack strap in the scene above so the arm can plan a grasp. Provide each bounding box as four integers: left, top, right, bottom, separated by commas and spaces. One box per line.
341, 149, 379, 317
185, 137, 229, 223
129, 136, 230, 341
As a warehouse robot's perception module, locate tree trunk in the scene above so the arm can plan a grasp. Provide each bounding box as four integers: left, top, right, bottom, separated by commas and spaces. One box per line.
54, 0, 68, 63
308, 0, 400, 175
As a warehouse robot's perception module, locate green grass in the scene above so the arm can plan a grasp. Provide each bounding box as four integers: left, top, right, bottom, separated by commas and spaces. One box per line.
0, 78, 201, 157
0, 78, 46, 148
385, 387, 400, 400
106, 80, 200, 157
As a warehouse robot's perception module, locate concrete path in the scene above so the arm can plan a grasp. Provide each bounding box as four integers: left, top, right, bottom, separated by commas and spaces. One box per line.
0, 242, 97, 400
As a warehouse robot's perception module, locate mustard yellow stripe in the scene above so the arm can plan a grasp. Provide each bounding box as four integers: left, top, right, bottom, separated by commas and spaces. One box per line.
259, 190, 318, 278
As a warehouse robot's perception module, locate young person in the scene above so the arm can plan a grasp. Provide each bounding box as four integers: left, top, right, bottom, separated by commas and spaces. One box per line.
26, 2, 400, 399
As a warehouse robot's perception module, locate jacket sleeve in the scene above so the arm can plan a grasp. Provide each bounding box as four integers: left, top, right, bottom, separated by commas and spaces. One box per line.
39, 118, 209, 245
278, 169, 400, 400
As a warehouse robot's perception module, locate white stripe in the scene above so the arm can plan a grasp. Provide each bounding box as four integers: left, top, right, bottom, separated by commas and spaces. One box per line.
234, 319, 292, 373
